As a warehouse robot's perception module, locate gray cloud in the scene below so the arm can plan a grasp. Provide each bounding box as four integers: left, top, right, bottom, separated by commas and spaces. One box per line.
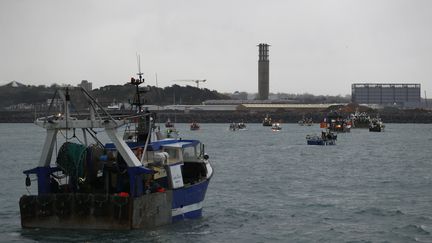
1, 0, 431, 96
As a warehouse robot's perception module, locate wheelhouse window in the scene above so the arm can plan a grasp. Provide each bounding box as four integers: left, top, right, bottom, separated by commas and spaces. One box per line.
183, 145, 199, 162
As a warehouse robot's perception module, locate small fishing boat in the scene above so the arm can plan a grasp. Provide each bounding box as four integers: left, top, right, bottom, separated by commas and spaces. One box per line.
165, 118, 174, 128
237, 122, 247, 130
271, 123, 282, 131
19, 70, 213, 230
306, 130, 337, 145
298, 117, 313, 126
350, 110, 370, 128
190, 122, 200, 131
165, 127, 179, 138
228, 122, 247, 131
229, 122, 238, 131
320, 111, 351, 133
262, 114, 272, 126
369, 118, 385, 132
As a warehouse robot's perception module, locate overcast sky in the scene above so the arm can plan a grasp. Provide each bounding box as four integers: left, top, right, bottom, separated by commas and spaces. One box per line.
1, 0, 431, 96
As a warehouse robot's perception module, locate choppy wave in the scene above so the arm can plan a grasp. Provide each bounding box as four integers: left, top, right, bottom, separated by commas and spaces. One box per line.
354, 207, 404, 217
394, 224, 431, 235
3, 123, 432, 242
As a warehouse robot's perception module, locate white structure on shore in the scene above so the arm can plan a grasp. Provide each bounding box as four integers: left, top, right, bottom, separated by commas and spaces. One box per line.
78, 80, 92, 91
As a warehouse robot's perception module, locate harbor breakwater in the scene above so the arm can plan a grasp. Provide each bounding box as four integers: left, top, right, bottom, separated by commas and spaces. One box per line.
1, 109, 432, 123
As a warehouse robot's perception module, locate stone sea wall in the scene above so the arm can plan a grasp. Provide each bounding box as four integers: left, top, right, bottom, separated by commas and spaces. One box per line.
1, 109, 432, 123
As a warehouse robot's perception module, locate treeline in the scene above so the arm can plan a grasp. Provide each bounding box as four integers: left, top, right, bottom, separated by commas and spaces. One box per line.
92, 84, 229, 106
0, 83, 230, 109
0, 84, 55, 108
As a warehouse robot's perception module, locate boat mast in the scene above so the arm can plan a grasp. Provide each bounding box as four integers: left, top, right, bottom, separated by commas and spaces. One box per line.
129, 54, 151, 142
131, 54, 145, 111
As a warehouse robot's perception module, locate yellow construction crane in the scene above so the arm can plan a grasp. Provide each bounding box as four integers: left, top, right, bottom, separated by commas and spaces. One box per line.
174, 79, 207, 88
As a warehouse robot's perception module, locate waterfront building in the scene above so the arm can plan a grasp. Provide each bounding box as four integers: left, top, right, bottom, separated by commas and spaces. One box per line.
352, 83, 421, 107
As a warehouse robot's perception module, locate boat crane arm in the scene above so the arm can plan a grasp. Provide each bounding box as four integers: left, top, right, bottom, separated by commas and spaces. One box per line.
38, 129, 58, 167
105, 128, 144, 167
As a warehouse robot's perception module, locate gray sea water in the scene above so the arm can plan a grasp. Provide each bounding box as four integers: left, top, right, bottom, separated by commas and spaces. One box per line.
0, 123, 431, 242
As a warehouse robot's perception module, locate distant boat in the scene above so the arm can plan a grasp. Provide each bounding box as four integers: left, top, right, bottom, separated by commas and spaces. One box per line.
190, 122, 200, 131
321, 111, 351, 133
165, 118, 174, 128
298, 117, 313, 126
271, 123, 282, 131
306, 130, 337, 145
229, 122, 238, 131
165, 127, 179, 138
262, 114, 272, 126
369, 118, 385, 132
237, 122, 247, 130
229, 122, 247, 131
350, 110, 370, 128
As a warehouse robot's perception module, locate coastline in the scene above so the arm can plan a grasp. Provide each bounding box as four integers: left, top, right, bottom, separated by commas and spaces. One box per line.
1, 110, 431, 123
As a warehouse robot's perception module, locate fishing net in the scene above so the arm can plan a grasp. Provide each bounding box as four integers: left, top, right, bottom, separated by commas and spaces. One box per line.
56, 142, 87, 179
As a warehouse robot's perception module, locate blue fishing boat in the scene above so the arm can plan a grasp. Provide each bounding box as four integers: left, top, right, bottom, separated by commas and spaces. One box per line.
306, 131, 337, 145
19, 68, 213, 229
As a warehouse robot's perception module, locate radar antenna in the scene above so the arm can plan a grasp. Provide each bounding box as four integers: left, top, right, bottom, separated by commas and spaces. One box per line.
129, 54, 146, 111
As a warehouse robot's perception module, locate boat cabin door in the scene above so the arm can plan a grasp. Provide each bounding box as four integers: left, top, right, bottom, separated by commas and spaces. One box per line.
162, 146, 184, 189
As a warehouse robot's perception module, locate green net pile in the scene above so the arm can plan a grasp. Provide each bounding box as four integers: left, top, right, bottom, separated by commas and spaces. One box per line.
56, 142, 87, 179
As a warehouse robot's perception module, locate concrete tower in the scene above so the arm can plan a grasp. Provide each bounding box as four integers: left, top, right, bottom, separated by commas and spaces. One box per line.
258, 43, 270, 100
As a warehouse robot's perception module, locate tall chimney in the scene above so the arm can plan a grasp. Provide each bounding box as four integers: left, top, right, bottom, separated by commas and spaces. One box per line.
258, 43, 270, 100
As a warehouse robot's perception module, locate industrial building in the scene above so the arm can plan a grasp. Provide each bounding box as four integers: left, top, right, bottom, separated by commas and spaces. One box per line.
352, 83, 421, 107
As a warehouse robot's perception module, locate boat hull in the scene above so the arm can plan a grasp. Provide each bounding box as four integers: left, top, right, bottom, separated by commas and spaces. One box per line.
369, 126, 384, 132
171, 179, 210, 222
307, 139, 336, 145
19, 179, 210, 229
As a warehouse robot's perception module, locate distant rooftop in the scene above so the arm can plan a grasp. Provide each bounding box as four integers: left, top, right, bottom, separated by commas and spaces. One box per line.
2, 81, 25, 88
238, 103, 346, 110
352, 83, 420, 88
203, 99, 297, 105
